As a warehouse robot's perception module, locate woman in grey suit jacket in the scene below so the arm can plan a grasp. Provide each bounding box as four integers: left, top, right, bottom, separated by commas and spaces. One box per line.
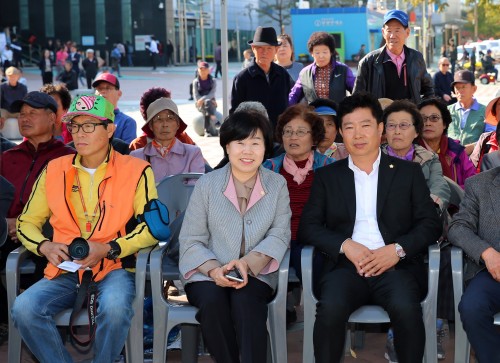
179, 110, 291, 363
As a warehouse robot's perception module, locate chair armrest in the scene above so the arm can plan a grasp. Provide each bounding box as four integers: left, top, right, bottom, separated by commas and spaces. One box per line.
450, 246, 464, 308
301, 245, 317, 363
6, 247, 32, 312
421, 244, 440, 337
425, 244, 441, 304
269, 249, 290, 307
301, 246, 317, 305
150, 242, 170, 304
451, 246, 471, 363
127, 245, 155, 363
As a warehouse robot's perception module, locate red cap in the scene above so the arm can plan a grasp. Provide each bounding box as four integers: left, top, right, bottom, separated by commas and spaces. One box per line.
92, 72, 120, 89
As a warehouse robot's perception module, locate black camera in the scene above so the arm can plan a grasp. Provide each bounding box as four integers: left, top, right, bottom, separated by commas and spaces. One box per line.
68, 237, 90, 260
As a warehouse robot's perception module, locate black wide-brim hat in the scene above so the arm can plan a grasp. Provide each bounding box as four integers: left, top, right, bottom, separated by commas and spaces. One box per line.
248, 26, 281, 46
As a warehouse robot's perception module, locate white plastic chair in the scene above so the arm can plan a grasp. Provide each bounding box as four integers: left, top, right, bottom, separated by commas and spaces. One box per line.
451, 246, 500, 363
156, 173, 203, 220
301, 244, 440, 363
6, 245, 152, 363
150, 239, 290, 363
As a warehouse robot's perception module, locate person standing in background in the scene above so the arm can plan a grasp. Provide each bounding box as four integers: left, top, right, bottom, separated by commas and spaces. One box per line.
353, 9, 434, 104
470, 47, 476, 77
110, 44, 122, 78
148, 36, 159, 70
38, 49, 54, 85
82, 49, 99, 89
275, 33, 304, 83
165, 40, 173, 67
433, 57, 456, 105
214, 42, 222, 78
448, 39, 457, 75
126, 41, 134, 67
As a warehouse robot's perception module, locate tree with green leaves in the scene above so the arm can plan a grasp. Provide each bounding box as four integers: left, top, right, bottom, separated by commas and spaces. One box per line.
464, 0, 500, 39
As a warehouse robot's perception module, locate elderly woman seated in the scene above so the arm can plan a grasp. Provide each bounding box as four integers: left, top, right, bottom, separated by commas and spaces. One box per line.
179, 110, 291, 363
382, 100, 450, 214
130, 97, 204, 183
263, 103, 334, 323
264, 103, 334, 279
417, 98, 476, 188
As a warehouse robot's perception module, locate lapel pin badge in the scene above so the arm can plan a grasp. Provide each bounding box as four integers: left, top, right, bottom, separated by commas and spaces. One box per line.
389, 164, 394, 169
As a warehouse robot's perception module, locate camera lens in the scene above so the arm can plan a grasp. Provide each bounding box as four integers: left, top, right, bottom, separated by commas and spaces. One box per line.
68, 237, 90, 260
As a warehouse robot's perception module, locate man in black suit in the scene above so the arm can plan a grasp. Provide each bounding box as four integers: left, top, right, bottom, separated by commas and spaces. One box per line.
298, 92, 442, 363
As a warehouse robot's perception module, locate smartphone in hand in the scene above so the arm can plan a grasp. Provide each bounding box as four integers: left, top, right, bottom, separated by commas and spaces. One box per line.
225, 267, 244, 283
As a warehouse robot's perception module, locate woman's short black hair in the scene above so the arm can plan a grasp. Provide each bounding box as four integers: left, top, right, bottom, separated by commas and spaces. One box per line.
276, 104, 325, 147
337, 92, 383, 130
383, 99, 424, 136
219, 110, 274, 161
307, 32, 337, 56
417, 97, 453, 132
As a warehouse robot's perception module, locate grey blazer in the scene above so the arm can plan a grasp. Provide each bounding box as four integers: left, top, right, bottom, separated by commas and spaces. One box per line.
449, 167, 500, 281
179, 164, 291, 290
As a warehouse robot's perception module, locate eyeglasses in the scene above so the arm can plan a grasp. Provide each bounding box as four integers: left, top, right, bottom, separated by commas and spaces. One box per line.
385, 122, 414, 131
67, 122, 107, 134
282, 129, 311, 138
421, 114, 442, 123
441, 63, 451, 67
153, 114, 177, 124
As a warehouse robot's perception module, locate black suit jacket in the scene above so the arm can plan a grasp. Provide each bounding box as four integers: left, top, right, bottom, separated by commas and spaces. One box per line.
298, 152, 442, 288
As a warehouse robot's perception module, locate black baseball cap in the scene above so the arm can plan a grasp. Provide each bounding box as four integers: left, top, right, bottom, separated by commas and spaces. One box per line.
451, 70, 475, 87
11, 91, 58, 113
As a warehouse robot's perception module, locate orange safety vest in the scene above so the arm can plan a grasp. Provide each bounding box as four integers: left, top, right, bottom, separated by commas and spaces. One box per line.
44, 151, 150, 282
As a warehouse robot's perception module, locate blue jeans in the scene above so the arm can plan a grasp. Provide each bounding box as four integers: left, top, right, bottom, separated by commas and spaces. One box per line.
11, 269, 135, 363
459, 269, 500, 363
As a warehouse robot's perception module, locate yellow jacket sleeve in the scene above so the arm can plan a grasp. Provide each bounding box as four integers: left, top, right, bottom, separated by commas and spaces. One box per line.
16, 168, 51, 256
116, 166, 159, 257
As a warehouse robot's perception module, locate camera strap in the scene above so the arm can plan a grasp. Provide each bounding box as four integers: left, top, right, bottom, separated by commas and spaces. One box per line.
69, 269, 97, 350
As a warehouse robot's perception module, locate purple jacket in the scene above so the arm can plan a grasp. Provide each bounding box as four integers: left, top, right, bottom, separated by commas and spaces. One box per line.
444, 138, 476, 188
130, 139, 205, 184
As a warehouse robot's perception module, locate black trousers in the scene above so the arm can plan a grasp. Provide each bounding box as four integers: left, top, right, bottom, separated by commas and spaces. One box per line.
41, 71, 53, 85
215, 61, 222, 78
314, 256, 425, 363
185, 277, 272, 363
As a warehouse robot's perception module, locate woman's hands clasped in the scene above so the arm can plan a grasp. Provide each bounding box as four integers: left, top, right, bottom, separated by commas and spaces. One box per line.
208, 259, 249, 289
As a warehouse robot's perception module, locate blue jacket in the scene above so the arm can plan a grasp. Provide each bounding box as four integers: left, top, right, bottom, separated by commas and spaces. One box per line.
113, 109, 137, 144
263, 151, 335, 173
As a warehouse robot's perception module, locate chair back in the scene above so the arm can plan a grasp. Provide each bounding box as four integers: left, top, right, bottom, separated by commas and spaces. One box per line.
444, 176, 464, 208
156, 173, 203, 220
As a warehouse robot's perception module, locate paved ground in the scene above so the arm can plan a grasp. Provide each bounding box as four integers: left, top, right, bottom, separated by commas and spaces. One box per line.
1, 61, 493, 362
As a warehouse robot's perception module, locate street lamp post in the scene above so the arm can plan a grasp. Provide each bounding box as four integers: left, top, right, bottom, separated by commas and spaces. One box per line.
200, 1, 205, 60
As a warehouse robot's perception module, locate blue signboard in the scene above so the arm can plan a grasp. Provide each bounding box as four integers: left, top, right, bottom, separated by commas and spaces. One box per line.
291, 7, 383, 63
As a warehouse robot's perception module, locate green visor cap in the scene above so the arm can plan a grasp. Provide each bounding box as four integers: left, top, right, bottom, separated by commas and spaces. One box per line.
63, 95, 115, 123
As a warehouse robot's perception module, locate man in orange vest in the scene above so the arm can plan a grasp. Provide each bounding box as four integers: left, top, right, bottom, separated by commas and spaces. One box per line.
12, 95, 158, 362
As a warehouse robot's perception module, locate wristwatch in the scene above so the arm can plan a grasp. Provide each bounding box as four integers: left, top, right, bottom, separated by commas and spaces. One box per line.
395, 243, 406, 260
106, 240, 121, 260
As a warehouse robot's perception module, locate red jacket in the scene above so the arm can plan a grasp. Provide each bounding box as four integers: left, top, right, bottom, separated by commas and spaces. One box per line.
0, 138, 75, 217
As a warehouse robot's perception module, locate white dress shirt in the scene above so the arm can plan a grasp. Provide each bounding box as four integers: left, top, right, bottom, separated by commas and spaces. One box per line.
348, 150, 385, 250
